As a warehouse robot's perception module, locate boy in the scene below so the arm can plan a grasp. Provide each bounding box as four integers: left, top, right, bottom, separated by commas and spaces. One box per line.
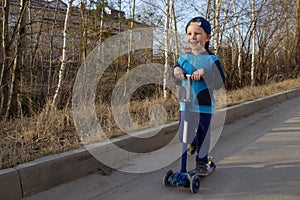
173, 16, 226, 175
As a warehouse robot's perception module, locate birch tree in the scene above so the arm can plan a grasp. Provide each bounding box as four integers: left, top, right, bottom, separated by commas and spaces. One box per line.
98, 0, 105, 43
52, 0, 74, 108
80, 1, 88, 61
114, 0, 122, 83
123, 0, 135, 96
171, 0, 179, 60
206, 0, 211, 20
163, 0, 170, 99
295, 0, 300, 77
127, 0, 135, 73
213, 0, 221, 54
250, 0, 256, 87
232, 0, 243, 86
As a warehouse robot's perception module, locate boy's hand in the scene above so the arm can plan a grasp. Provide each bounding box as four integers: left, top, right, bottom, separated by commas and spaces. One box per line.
191, 68, 204, 81
174, 67, 185, 80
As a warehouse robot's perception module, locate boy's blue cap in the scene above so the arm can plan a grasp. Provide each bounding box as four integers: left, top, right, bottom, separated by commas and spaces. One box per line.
185, 16, 211, 34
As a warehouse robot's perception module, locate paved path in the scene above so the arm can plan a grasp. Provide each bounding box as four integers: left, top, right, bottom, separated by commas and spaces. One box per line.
24, 96, 300, 200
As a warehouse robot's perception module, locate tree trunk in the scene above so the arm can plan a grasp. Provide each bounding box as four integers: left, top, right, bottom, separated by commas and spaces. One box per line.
127, 0, 135, 72
0, 0, 10, 119
295, 0, 300, 78
52, 0, 73, 108
206, 0, 211, 20
171, 0, 179, 61
80, 1, 88, 61
114, 0, 122, 83
250, 0, 256, 87
48, 0, 59, 95
123, 0, 135, 96
232, 0, 243, 86
99, 0, 105, 43
163, 0, 170, 99
5, 0, 28, 118
213, 0, 221, 54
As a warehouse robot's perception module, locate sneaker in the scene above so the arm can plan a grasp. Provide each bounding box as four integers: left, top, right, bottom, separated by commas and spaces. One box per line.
195, 160, 208, 176
187, 144, 197, 155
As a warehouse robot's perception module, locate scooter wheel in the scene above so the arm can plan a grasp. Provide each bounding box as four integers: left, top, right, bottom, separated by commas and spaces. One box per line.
210, 161, 216, 169
163, 170, 173, 186
190, 175, 200, 193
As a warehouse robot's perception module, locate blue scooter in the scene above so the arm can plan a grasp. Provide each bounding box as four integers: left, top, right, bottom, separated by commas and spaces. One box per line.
162, 74, 216, 193
162, 75, 200, 193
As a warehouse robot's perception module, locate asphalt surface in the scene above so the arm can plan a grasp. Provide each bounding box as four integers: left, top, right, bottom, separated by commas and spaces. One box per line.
24, 96, 300, 200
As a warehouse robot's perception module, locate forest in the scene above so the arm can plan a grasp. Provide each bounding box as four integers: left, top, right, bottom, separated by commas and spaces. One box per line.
0, 0, 299, 120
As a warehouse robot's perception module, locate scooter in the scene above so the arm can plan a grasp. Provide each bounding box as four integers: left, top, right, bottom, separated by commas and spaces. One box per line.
162, 75, 200, 193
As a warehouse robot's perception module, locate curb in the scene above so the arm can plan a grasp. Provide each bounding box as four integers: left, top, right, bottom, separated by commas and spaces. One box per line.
1, 88, 300, 199
14, 149, 102, 197
221, 90, 288, 124
0, 168, 22, 200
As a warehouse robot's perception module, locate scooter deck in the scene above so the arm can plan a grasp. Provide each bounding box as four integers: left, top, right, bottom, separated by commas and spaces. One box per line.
163, 170, 201, 193
189, 161, 216, 178
163, 158, 216, 193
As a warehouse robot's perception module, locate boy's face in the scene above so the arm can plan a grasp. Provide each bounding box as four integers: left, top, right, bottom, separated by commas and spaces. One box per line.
186, 22, 211, 51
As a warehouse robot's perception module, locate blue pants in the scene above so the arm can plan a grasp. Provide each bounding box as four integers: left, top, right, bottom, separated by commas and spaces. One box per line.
179, 112, 212, 163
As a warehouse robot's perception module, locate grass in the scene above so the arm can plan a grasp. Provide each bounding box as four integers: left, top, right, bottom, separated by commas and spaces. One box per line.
1, 77, 300, 169
226, 78, 300, 106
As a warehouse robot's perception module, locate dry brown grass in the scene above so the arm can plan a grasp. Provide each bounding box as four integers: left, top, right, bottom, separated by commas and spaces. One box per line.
1, 77, 300, 169
226, 78, 300, 106
0, 103, 81, 169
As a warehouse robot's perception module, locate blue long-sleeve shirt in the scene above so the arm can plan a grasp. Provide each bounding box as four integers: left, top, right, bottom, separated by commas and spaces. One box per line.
175, 50, 226, 114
